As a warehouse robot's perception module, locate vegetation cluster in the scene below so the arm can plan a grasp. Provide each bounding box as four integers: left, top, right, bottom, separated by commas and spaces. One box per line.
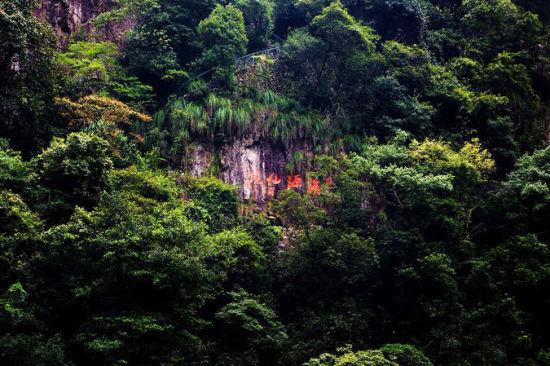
1, 0, 550, 365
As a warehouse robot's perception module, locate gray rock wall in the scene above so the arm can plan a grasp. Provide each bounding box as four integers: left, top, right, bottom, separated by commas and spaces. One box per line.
189, 140, 292, 202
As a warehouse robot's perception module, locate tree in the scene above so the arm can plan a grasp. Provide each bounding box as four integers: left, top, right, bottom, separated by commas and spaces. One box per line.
0, 139, 33, 192
28, 190, 216, 365
493, 146, 550, 238
235, 0, 274, 51
213, 290, 288, 365
183, 176, 240, 231
31, 132, 113, 221
304, 348, 398, 366
0, 191, 40, 236
311, 1, 378, 53
366, 0, 427, 44
55, 95, 152, 129
54, 95, 152, 168
483, 52, 544, 149
461, 0, 543, 61
0, 0, 58, 153
57, 41, 154, 108
514, 0, 550, 22
274, 224, 380, 361
305, 344, 432, 366
486, 234, 550, 360
195, 4, 248, 91
279, 1, 379, 107
380, 344, 433, 366
0, 283, 67, 366
273, 0, 309, 37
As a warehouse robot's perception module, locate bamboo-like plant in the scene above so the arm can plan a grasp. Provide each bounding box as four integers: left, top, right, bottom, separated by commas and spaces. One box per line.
145, 91, 340, 156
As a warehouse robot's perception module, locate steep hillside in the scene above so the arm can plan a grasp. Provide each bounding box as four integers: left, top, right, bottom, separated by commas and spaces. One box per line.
36, 0, 132, 47
1, 1, 550, 365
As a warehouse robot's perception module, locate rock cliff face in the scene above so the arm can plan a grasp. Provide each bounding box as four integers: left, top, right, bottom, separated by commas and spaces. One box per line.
36, 0, 132, 47
188, 140, 294, 202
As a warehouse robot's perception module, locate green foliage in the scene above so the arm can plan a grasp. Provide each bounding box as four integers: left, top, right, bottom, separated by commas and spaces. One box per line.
93, 0, 160, 28
273, 220, 380, 359
195, 4, 248, 90
183, 175, 239, 231
31, 132, 113, 221
494, 146, 550, 238
305, 344, 432, 366
408, 138, 495, 184
28, 191, 216, 365
366, 0, 426, 44
0, 166, 272, 365
235, 0, 274, 51
2, 0, 550, 365
505, 146, 550, 210
312, 1, 379, 52
207, 229, 267, 282
0, 283, 67, 366
380, 344, 433, 366
57, 42, 119, 95
280, 2, 379, 107
272, 189, 327, 230
53, 94, 152, 168
125, 25, 180, 84
382, 41, 431, 92
109, 165, 179, 202
123, 0, 217, 83
57, 41, 154, 108
243, 213, 283, 254
304, 346, 398, 366
273, 0, 308, 36
0, 191, 41, 236
143, 91, 332, 161
0, 139, 33, 191
461, 0, 543, 61
214, 289, 288, 364
0, 0, 58, 153
484, 52, 545, 149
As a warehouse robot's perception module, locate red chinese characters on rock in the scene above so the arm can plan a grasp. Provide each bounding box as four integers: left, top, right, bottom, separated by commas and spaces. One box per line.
244, 172, 333, 199
245, 173, 262, 193
249, 173, 261, 185
287, 175, 302, 190
268, 173, 282, 185
266, 173, 282, 197
307, 177, 321, 196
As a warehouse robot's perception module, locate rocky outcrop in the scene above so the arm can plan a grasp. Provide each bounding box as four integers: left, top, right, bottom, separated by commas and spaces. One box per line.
221, 139, 288, 201
36, 0, 133, 48
188, 140, 291, 202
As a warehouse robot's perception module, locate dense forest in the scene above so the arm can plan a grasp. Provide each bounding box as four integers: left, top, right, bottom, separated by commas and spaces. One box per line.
1, 0, 550, 365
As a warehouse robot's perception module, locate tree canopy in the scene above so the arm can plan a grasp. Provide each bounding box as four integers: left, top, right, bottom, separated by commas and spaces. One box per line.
1, 0, 550, 365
